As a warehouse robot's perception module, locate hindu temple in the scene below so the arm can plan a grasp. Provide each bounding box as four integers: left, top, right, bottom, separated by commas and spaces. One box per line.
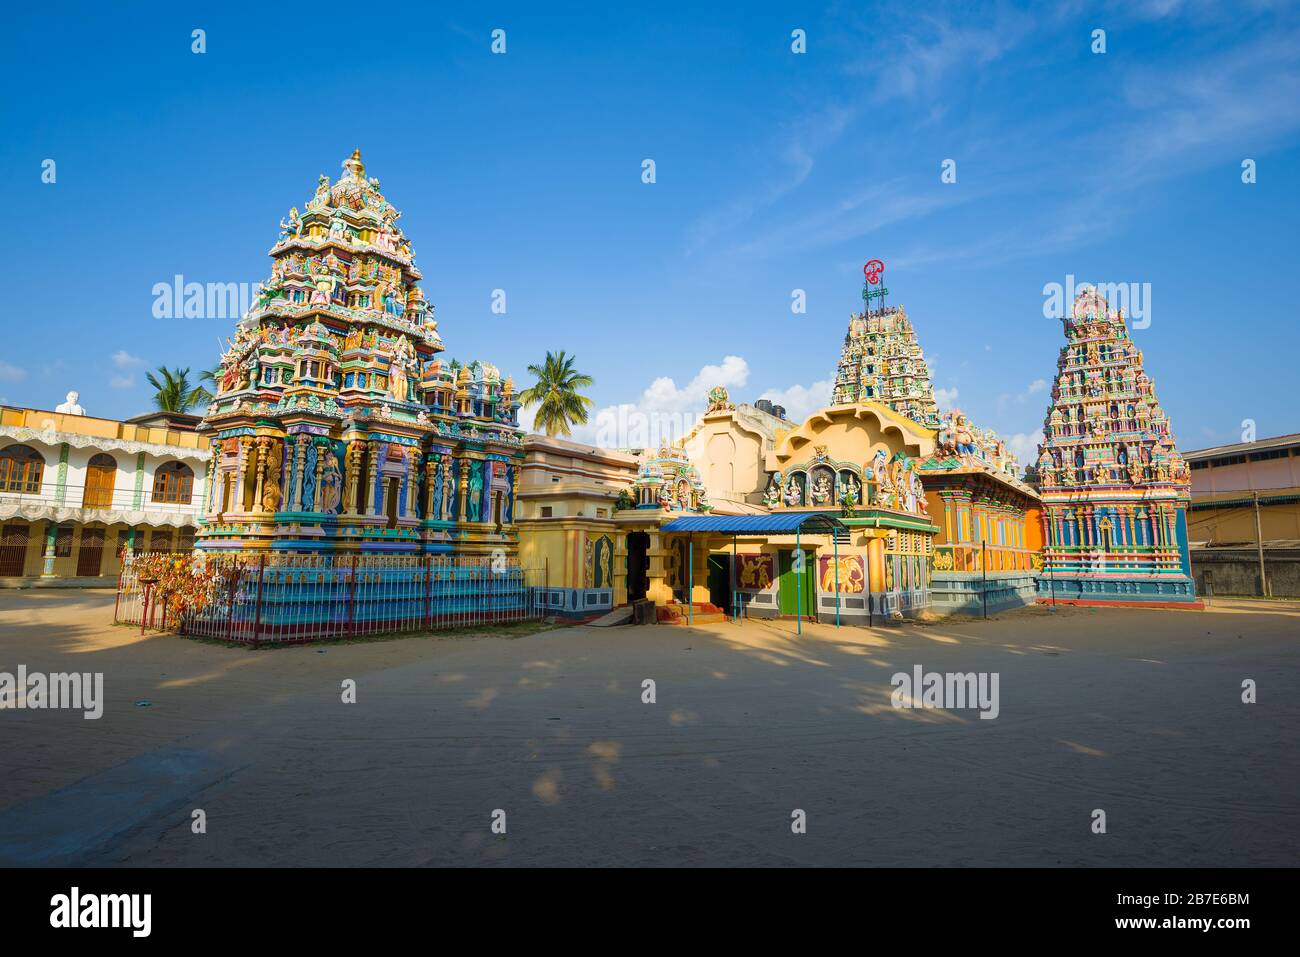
196, 150, 524, 558
1032, 288, 1198, 605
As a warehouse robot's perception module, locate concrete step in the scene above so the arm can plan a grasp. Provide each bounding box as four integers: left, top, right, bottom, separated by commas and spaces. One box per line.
586, 606, 634, 627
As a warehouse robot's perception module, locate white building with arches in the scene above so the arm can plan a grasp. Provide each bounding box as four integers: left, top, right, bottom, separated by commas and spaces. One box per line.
0, 405, 210, 581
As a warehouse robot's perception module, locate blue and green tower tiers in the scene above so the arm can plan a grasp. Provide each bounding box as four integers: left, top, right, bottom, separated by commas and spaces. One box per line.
195, 150, 524, 558
1032, 288, 1199, 606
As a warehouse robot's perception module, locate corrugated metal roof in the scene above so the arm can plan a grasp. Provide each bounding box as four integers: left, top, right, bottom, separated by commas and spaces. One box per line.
659, 513, 849, 534
1184, 432, 1300, 460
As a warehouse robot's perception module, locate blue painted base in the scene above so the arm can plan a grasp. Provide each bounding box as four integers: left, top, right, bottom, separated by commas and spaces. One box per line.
931, 571, 1038, 616
1035, 573, 1200, 606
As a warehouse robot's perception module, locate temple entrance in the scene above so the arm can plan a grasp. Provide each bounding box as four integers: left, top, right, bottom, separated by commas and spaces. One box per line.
777, 548, 815, 619
707, 554, 732, 614
626, 531, 649, 602
385, 477, 400, 529
77, 527, 105, 576
0, 523, 28, 576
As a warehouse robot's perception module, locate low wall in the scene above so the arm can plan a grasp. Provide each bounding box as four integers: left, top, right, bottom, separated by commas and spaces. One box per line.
536, 586, 614, 619
1034, 573, 1199, 606
930, 571, 1038, 617
1191, 547, 1300, 598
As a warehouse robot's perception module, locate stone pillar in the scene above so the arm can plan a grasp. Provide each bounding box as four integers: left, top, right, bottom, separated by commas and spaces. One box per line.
509, 465, 520, 525
645, 531, 673, 604
205, 445, 220, 516
252, 437, 268, 513
312, 440, 326, 513
235, 437, 251, 513
457, 459, 469, 521
343, 441, 360, 516
41, 523, 57, 578
405, 450, 418, 518
290, 435, 308, 511
364, 442, 379, 517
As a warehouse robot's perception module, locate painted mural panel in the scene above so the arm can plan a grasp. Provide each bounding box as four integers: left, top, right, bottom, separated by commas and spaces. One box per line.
818, 554, 864, 593
735, 553, 774, 590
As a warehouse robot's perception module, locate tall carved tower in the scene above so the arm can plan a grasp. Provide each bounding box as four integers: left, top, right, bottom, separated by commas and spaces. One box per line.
830, 304, 942, 428
1033, 289, 1198, 605
196, 150, 524, 556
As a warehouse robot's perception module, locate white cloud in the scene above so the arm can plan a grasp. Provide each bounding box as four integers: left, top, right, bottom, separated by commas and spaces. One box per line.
1005, 429, 1045, 467
0, 360, 26, 383
112, 350, 146, 370
550, 356, 750, 448
935, 386, 959, 410
757, 378, 834, 424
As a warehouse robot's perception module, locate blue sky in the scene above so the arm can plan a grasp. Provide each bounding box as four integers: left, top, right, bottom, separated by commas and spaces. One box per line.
3, 1, 1297, 462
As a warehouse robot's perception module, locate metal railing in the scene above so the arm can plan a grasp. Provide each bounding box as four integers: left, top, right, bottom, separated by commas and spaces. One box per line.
115, 551, 544, 644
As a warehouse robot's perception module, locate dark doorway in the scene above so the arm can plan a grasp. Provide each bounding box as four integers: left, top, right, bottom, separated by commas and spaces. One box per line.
707, 554, 732, 614
0, 523, 29, 576
77, 527, 105, 576
626, 531, 650, 601
385, 477, 400, 529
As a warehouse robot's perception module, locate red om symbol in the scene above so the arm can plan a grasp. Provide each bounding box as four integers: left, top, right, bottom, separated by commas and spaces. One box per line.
863, 259, 885, 285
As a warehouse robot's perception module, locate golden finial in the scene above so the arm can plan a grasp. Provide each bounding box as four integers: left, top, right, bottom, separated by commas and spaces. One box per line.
343, 148, 365, 179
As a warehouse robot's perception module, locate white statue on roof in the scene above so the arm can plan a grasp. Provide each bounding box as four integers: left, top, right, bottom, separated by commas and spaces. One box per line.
55, 390, 85, 415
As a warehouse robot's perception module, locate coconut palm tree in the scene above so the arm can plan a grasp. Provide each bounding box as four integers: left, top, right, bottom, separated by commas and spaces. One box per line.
194, 363, 222, 406
146, 366, 209, 413
518, 351, 594, 437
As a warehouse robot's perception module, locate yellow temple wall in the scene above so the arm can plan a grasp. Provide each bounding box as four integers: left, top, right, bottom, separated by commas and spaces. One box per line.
767, 402, 936, 474
682, 411, 771, 504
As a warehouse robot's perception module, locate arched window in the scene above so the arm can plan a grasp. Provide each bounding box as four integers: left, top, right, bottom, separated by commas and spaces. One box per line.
152, 461, 194, 505
83, 453, 118, 508
0, 445, 44, 494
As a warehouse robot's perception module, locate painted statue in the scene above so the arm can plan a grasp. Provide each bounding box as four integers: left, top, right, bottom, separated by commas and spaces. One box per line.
55, 391, 85, 415
278, 207, 302, 238
309, 264, 335, 305
810, 471, 832, 506
261, 442, 283, 512
468, 461, 483, 521
763, 472, 783, 507
783, 475, 802, 507
319, 450, 342, 513
838, 474, 860, 508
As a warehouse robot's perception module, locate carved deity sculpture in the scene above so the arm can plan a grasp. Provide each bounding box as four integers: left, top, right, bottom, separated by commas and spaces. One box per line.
783, 476, 803, 507
810, 472, 832, 506
319, 450, 342, 513
763, 472, 783, 507
279, 207, 302, 238
261, 441, 283, 512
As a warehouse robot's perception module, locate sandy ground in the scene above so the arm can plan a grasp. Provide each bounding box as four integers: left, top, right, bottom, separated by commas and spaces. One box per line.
0, 589, 1296, 867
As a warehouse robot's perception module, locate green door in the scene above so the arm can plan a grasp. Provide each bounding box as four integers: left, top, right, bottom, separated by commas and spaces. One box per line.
777, 549, 814, 618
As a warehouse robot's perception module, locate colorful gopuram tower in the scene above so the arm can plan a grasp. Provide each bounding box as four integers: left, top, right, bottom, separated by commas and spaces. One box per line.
1032, 288, 1198, 606
196, 150, 524, 556
830, 305, 942, 428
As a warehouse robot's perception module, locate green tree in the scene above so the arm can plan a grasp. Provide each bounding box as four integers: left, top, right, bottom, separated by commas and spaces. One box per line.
146, 366, 209, 413
518, 351, 594, 437
194, 363, 222, 406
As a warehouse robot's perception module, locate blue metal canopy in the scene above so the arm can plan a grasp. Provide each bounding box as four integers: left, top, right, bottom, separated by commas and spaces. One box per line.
659, 513, 848, 534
